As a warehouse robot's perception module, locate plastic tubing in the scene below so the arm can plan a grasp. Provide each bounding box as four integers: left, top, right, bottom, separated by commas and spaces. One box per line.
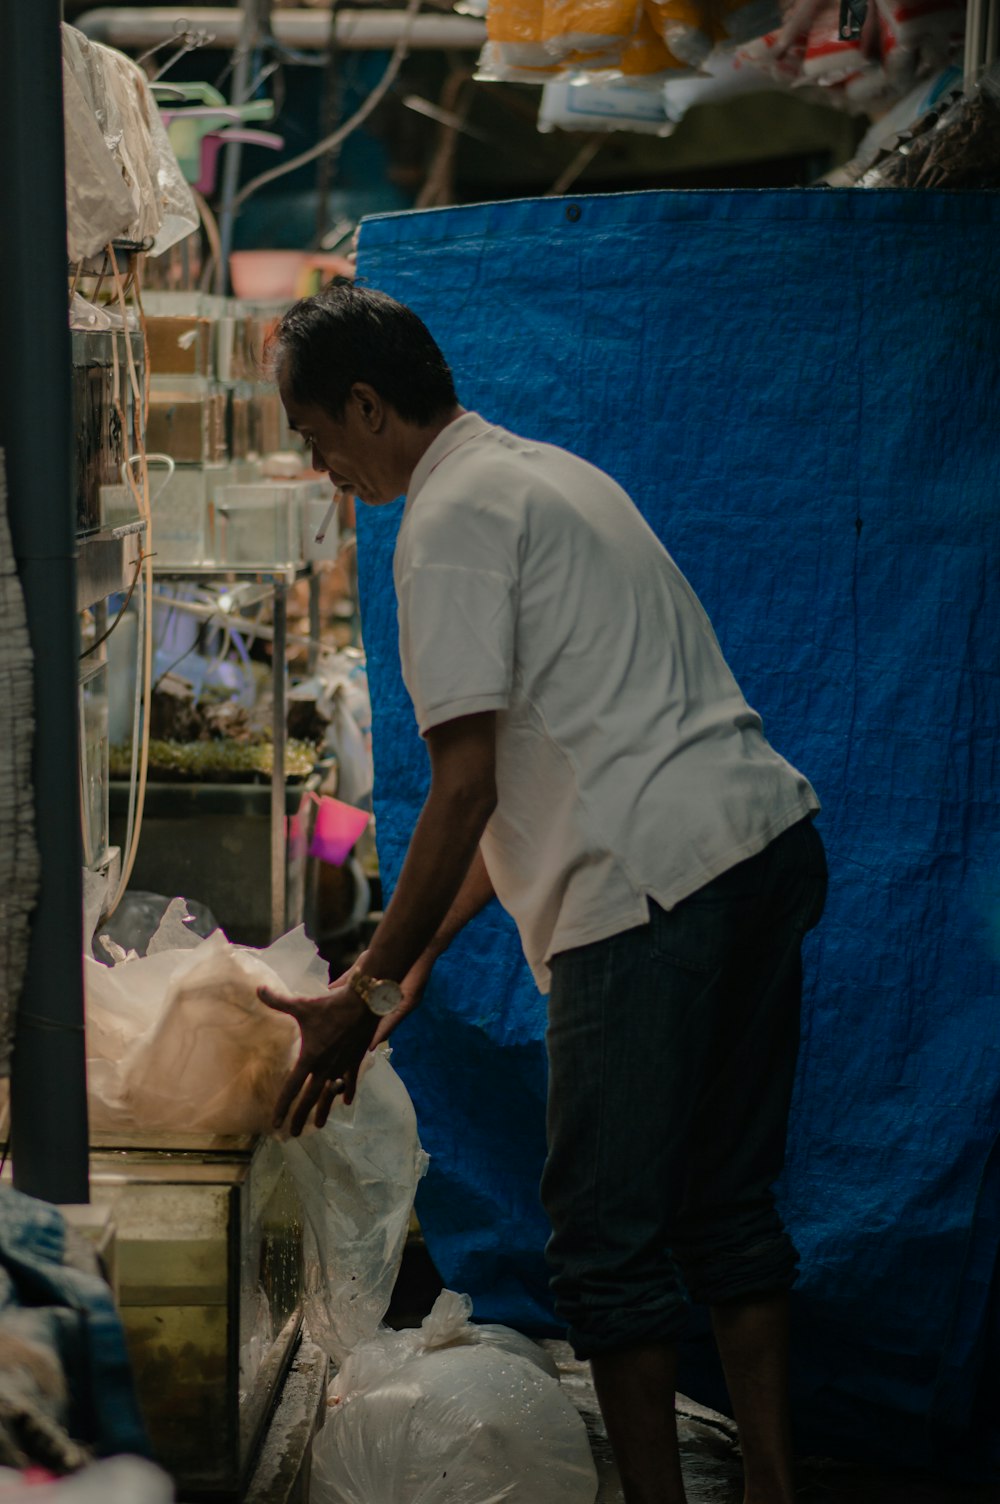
105, 246, 154, 919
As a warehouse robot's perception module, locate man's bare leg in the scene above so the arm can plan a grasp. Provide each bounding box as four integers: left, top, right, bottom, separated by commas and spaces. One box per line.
710, 1293, 796, 1504
590, 1341, 688, 1504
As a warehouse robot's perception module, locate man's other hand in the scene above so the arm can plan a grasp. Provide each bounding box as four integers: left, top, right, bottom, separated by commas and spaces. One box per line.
258, 982, 377, 1136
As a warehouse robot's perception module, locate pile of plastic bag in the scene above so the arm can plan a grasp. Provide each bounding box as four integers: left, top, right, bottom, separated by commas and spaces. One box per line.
311, 1290, 598, 1504
85, 902, 598, 1499
855, 60, 1000, 186
481, 0, 968, 136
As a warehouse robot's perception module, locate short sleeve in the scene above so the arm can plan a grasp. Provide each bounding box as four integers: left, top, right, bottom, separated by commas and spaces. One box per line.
398, 561, 516, 734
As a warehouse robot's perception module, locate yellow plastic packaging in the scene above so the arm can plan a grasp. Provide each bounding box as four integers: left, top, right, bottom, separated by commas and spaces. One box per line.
620, 3, 688, 73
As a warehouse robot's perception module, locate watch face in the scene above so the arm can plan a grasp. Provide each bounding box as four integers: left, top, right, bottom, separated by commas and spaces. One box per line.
367, 979, 402, 1016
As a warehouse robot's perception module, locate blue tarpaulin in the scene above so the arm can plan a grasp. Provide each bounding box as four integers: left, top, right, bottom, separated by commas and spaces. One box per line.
353, 189, 1000, 1473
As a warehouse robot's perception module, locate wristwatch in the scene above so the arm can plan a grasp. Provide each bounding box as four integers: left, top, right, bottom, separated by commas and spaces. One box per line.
347, 965, 403, 1017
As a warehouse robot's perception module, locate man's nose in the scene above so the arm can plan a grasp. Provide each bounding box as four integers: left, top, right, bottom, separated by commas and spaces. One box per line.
311, 445, 329, 474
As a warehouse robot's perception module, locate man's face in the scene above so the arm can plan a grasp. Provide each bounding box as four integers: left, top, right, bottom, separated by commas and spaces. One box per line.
279, 379, 396, 505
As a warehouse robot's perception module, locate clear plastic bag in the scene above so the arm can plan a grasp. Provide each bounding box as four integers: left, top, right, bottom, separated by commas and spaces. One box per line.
311, 1290, 598, 1504
858, 62, 1000, 188
281, 1049, 429, 1365
61, 23, 197, 260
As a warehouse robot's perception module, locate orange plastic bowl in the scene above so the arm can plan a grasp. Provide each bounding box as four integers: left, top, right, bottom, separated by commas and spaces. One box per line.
229, 250, 308, 300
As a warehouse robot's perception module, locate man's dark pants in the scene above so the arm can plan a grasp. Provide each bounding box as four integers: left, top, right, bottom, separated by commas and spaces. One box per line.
542, 816, 828, 1358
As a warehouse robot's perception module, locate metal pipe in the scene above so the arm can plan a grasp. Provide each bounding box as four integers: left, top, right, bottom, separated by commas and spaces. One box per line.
980, 0, 992, 70
965, 0, 984, 86
76, 7, 487, 50
270, 582, 288, 941
0, 0, 90, 1202
214, 0, 265, 297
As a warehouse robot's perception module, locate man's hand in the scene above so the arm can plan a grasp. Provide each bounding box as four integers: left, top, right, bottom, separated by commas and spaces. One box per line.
258, 982, 377, 1136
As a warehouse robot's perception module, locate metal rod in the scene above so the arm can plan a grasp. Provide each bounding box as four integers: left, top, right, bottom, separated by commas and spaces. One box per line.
965, 0, 985, 86
980, 0, 992, 69
307, 569, 321, 674
0, 0, 90, 1202
149, 589, 331, 656
76, 7, 486, 50
271, 580, 288, 940
215, 0, 265, 297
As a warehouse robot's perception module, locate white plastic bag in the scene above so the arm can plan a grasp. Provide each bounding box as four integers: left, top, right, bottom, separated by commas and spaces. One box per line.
85, 909, 326, 1135
281, 1049, 429, 1364
0, 1457, 173, 1503
311, 1290, 598, 1504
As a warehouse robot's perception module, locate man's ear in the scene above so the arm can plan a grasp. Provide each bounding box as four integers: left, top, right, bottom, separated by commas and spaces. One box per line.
350, 383, 385, 432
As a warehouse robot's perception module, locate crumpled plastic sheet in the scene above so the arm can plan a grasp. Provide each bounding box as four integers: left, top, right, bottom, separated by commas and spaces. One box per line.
311, 1289, 598, 1504
354, 188, 1000, 1475
85, 906, 324, 1137
62, 23, 197, 260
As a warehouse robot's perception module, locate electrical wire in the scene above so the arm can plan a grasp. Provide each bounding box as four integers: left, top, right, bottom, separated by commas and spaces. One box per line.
191, 186, 224, 294
231, 0, 422, 212
121, 564, 144, 894
152, 614, 218, 695
79, 548, 146, 660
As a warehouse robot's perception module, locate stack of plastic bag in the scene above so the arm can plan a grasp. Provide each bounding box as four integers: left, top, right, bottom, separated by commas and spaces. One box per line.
487, 0, 966, 136
731, 0, 964, 111
86, 904, 597, 1502
481, 0, 691, 81
481, 0, 784, 81
311, 1290, 598, 1504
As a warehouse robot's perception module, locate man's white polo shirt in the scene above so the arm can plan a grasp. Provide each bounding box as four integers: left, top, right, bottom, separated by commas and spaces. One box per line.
394, 412, 819, 992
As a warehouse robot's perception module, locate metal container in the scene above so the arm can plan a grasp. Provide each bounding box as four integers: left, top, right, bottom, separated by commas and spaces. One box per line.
90, 1131, 304, 1499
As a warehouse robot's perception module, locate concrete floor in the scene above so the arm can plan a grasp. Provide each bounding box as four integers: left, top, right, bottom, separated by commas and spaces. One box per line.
542, 1343, 1000, 1504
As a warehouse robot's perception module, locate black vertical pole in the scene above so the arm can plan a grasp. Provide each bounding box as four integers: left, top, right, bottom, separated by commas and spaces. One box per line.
0, 0, 90, 1202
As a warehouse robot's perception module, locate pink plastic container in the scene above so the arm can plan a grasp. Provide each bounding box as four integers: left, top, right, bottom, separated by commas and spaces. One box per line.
308, 795, 371, 867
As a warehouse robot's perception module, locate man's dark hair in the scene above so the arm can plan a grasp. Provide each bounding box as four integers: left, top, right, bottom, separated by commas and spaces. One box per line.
269, 282, 458, 426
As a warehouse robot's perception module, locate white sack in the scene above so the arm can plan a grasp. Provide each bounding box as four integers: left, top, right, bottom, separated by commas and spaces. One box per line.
312, 1289, 598, 1504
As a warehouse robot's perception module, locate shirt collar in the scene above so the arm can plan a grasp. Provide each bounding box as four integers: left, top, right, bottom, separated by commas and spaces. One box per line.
405, 411, 494, 510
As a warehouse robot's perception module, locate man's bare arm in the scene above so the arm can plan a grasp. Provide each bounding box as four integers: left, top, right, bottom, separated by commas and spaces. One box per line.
363, 712, 497, 983
367, 845, 495, 1048
260, 711, 499, 1130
